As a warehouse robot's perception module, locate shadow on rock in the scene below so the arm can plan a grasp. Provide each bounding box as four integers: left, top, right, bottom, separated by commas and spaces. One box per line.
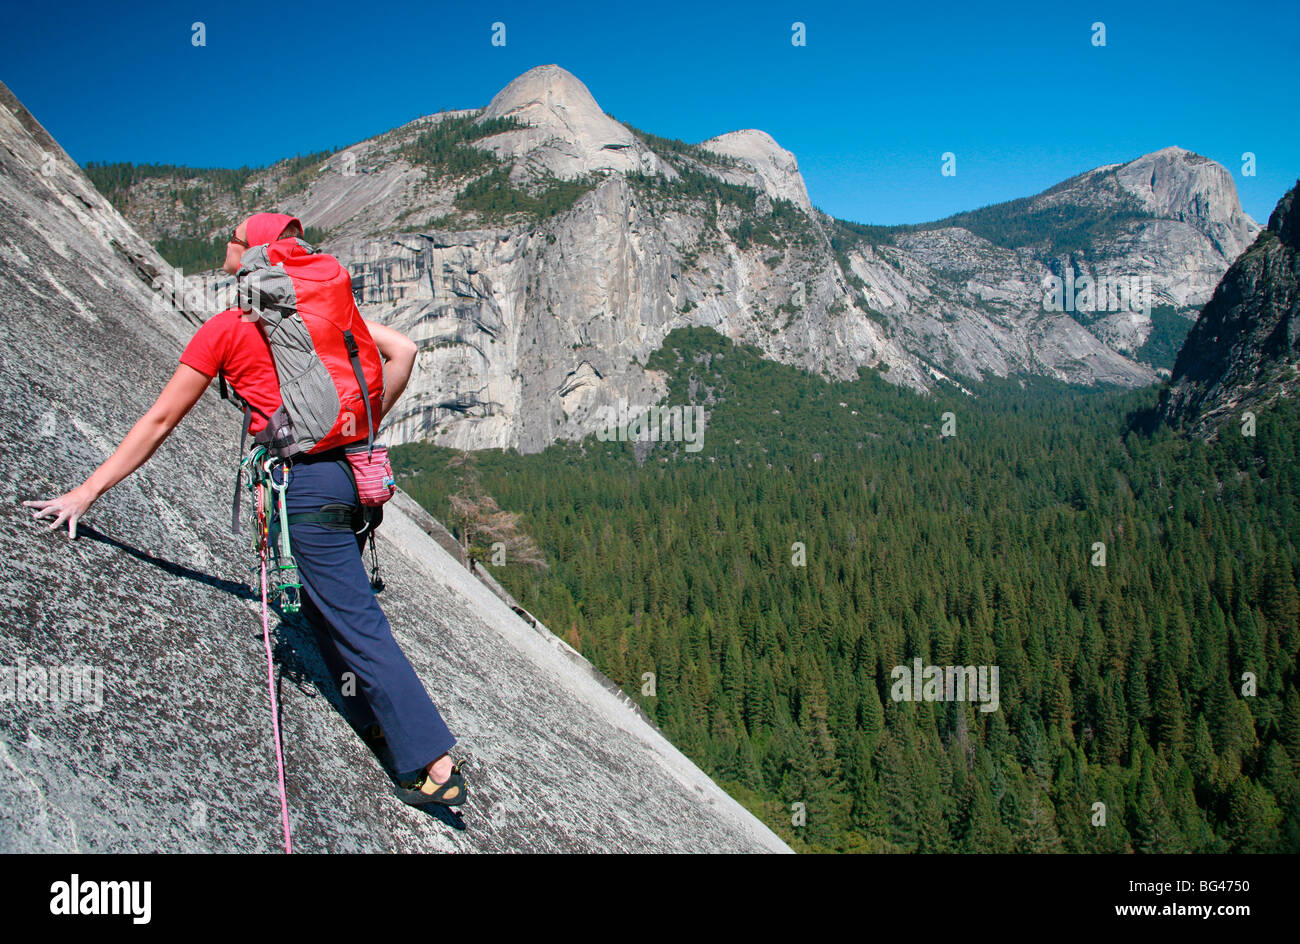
76, 524, 259, 602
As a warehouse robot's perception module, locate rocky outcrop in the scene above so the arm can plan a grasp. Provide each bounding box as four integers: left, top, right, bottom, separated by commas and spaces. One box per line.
474, 64, 672, 183
0, 80, 790, 854
1114, 146, 1258, 262
1157, 183, 1300, 438
890, 149, 1260, 353
699, 129, 813, 213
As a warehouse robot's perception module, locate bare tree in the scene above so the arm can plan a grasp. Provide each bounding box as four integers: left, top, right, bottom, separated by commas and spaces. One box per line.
447, 451, 548, 571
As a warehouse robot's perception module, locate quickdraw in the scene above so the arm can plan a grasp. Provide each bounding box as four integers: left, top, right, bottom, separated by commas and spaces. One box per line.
240, 444, 303, 614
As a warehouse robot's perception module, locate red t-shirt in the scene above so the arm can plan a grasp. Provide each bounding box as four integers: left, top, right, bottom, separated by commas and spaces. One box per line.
180, 308, 282, 432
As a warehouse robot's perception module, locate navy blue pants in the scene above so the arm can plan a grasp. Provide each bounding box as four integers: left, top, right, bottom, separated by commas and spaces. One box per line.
269, 453, 455, 775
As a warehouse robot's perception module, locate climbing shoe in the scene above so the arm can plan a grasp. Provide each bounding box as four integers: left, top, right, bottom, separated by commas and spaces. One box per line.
395, 761, 467, 807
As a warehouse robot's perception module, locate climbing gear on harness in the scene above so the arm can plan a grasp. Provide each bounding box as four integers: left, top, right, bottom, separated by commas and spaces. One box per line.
265, 498, 385, 594
364, 523, 384, 593
241, 445, 302, 613
268, 510, 384, 593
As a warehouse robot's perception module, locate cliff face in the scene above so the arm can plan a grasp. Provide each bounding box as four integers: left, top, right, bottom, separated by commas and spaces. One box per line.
1113, 147, 1258, 263
0, 81, 790, 853
1157, 183, 1300, 438
86, 65, 1257, 454
887, 147, 1260, 359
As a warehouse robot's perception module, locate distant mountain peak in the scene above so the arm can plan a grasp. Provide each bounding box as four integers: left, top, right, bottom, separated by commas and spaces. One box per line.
698, 129, 813, 213
482, 64, 599, 121
475, 64, 669, 180
1112, 147, 1257, 258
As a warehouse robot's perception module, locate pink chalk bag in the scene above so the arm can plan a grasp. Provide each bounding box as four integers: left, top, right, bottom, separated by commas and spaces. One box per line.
344, 440, 397, 506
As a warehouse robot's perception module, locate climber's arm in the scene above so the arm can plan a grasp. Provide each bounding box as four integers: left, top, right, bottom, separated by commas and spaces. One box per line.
81, 364, 212, 498
22, 364, 211, 538
364, 319, 417, 422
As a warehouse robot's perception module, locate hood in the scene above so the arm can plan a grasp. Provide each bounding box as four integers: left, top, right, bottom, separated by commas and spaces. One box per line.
237, 231, 341, 288
243, 212, 301, 247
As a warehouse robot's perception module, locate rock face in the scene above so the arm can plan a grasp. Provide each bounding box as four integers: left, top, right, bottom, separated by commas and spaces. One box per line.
1114, 147, 1258, 262
83, 65, 1258, 455
0, 82, 790, 853
1157, 182, 1300, 438
887, 148, 1260, 358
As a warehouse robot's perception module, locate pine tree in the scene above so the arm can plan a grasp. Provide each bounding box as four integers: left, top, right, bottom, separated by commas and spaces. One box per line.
1222, 778, 1282, 852
1153, 663, 1187, 755
875, 730, 919, 852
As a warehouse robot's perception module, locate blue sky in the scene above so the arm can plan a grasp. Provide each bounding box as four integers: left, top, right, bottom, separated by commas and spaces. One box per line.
3, 0, 1296, 225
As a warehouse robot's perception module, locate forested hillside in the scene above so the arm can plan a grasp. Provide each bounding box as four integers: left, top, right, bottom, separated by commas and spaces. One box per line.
393, 326, 1300, 853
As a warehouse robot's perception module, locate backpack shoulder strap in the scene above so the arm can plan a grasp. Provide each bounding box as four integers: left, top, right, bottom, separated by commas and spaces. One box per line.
342, 329, 376, 456
217, 368, 272, 420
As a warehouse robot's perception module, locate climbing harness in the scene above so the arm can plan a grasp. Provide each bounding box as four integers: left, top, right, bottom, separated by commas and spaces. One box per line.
261, 470, 387, 593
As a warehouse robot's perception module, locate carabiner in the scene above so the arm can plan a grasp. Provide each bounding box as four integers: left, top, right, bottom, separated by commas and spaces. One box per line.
268, 462, 289, 494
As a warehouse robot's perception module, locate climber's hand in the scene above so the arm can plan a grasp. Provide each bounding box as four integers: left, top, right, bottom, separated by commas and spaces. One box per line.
23, 485, 97, 540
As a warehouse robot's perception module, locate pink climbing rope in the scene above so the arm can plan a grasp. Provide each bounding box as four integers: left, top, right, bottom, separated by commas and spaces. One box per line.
257, 481, 293, 854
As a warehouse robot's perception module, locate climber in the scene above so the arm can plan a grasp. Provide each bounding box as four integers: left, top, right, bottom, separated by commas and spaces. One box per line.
22, 212, 466, 808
